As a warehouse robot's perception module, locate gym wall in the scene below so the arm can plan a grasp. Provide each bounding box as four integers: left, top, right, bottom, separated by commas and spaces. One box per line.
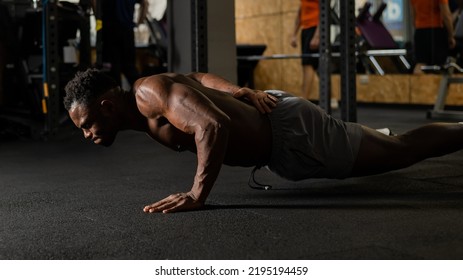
235, 0, 308, 97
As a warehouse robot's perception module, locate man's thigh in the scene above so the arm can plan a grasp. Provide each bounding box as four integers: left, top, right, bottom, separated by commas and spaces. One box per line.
350, 126, 406, 177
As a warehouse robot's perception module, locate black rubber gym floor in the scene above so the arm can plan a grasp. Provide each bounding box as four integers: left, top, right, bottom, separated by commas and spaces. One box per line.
1, 104, 463, 259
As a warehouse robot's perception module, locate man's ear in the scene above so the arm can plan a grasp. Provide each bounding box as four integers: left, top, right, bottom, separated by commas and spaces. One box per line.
100, 99, 115, 116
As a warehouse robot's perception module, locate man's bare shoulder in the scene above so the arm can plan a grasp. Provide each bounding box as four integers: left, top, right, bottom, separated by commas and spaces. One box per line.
134, 73, 174, 89
133, 73, 198, 115
133, 74, 174, 118
134, 73, 191, 93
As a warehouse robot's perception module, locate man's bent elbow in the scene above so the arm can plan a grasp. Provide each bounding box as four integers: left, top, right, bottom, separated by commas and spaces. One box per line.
207, 116, 231, 141
219, 114, 231, 130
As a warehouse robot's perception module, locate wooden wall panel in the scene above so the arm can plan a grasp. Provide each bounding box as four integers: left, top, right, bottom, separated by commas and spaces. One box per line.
235, 0, 302, 93
409, 75, 440, 105
235, 0, 282, 18
356, 75, 410, 104
446, 75, 463, 106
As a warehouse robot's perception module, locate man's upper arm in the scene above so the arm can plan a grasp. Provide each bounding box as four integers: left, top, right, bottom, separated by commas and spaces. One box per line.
136, 77, 230, 135
440, 2, 452, 17
184, 72, 240, 96
163, 83, 231, 135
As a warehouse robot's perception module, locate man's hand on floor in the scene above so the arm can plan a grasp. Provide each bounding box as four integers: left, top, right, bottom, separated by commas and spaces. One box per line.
143, 192, 204, 213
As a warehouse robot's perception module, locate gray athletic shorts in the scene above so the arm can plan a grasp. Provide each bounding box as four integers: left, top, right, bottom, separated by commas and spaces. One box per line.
264, 90, 363, 181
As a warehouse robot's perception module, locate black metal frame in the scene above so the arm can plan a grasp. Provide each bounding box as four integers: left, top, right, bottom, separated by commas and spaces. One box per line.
44, 0, 60, 134
318, 0, 332, 114
339, 1, 357, 122
191, 0, 208, 72
95, 0, 103, 67
319, 1, 357, 122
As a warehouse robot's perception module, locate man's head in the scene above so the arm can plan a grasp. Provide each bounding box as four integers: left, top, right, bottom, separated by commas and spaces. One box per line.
64, 68, 120, 147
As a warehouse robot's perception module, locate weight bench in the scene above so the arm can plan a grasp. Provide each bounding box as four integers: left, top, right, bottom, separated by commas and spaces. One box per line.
425, 58, 463, 120
356, 2, 411, 75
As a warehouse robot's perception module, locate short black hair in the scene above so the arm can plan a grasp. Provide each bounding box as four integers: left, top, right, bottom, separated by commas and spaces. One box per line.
64, 68, 118, 110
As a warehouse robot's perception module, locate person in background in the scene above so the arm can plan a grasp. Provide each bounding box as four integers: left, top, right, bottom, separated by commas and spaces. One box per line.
290, 0, 320, 100
410, 0, 456, 73
92, 0, 149, 86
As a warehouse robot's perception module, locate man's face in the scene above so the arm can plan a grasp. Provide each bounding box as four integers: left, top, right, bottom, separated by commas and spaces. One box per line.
69, 102, 118, 147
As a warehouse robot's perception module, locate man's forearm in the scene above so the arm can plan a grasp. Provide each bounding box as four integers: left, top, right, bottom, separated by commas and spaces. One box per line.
187, 72, 242, 96
186, 72, 278, 114
441, 4, 455, 36
292, 7, 301, 36
190, 119, 230, 203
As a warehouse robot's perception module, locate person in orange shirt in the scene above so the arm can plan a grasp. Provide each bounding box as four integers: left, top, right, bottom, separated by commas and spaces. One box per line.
410, 0, 456, 73
290, 0, 320, 100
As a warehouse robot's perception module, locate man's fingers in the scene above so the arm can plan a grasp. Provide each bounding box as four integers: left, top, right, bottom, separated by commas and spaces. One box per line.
259, 96, 277, 113
143, 194, 180, 213
162, 206, 180, 213
265, 96, 277, 107
254, 101, 266, 114
259, 99, 272, 113
143, 202, 167, 213
143, 192, 202, 214
267, 94, 278, 103
144, 201, 176, 213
